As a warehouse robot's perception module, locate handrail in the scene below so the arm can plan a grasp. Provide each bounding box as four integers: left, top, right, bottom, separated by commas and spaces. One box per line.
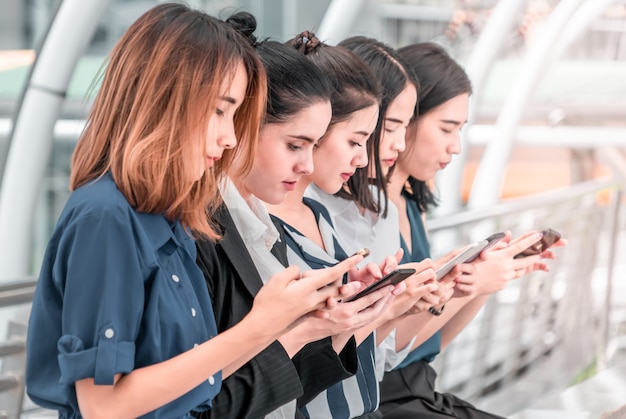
428, 178, 621, 231
0, 278, 37, 308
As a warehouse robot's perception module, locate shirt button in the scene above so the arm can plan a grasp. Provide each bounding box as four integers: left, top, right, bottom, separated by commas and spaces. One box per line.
193, 343, 199, 348
172, 274, 180, 283
191, 308, 196, 317
104, 328, 115, 339
208, 375, 215, 385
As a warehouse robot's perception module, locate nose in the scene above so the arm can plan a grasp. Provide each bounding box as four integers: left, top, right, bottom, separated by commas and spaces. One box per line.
449, 133, 462, 155
296, 151, 314, 175
353, 147, 369, 169
218, 120, 237, 150
393, 131, 406, 153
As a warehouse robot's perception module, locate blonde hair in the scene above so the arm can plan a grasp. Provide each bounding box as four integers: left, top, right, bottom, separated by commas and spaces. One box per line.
70, 3, 266, 240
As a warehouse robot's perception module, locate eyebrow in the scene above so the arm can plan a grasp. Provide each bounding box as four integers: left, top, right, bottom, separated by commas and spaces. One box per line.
384, 117, 404, 124
219, 96, 237, 105
288, 134, 316, 143
440, 118, 466, 126
354, 130, 371, 137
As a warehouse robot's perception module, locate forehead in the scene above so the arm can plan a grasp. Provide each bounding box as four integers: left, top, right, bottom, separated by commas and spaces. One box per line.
218, 60, 248, 105
428, 93, 469, 120
386, 84, 417, 120
338, 104, 380, 133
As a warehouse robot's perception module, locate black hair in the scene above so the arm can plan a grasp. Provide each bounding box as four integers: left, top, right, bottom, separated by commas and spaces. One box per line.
226, 15, 333, 124
339, 36, 415, 217
287, 31, 383, 213
397, 42, 472, 213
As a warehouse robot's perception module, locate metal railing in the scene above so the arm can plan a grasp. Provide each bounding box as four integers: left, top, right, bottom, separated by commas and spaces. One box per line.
425, 179, 624, 416
0, 280, 33, 419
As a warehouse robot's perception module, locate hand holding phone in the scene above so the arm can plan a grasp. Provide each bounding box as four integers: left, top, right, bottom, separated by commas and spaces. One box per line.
344, 268, 416, 302
514, 228, 561, 259
464, 232, 506, 263
435, 240, 490, 281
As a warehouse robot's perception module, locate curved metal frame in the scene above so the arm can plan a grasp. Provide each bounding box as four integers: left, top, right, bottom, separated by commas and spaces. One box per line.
467, 0, 618, 209
0, 0, 111, 280
435, 0, 527, 216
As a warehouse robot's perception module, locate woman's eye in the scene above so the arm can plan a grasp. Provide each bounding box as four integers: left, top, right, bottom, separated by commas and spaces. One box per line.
288, 143, 302, 151
384, 128, 395, 134
216, 108, 225, 116
349, 141, 363, 148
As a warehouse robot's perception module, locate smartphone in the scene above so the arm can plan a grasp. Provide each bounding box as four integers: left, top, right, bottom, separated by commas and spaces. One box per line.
344, 268, 416, 302
435, 239, 490, 281
514, 228, 561, 259
464, 232, 506, 263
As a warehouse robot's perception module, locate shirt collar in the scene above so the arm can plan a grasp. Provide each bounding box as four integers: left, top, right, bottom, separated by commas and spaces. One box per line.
220, 177, 279, 250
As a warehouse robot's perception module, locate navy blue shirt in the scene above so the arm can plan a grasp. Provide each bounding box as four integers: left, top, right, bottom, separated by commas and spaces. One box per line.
395, 193, 441, 368
26, 173, 221, 419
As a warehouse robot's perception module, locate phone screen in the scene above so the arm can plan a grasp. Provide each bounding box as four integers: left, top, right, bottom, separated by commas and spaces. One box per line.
344, 268, 416, 302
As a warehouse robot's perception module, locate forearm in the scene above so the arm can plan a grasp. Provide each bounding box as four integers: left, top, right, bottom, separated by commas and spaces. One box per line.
76, 312, 277, 419
196, 341, 302, 419
440, 294, 489, 349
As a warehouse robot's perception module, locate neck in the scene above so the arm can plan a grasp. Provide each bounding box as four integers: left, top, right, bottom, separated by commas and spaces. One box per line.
229, 175, 253, 203
388, 165, 409, 206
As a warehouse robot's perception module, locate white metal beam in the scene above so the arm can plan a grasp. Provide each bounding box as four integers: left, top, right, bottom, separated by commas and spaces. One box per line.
467, 0, 587, 209
317, 0, 367, 45
435, 0, 527, 216
0, 0, 111, 281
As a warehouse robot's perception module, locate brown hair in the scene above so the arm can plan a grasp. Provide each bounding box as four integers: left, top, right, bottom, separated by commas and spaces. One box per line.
70, 3, 266, 240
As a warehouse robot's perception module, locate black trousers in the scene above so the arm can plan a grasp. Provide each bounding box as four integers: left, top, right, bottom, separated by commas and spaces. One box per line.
379, 361, 507, 419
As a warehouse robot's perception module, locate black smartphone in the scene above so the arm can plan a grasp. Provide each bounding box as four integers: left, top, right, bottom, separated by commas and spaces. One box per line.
464, 232, 506, 263
344, 268, 416, 302
514, 228, 561, 259
435, 239, 490, 281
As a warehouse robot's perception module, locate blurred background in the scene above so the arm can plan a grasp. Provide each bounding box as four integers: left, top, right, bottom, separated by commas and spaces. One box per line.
0, 1, 625, 418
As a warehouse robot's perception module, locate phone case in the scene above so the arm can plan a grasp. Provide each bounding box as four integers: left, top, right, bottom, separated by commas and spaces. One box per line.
435, 239, 489, 280
344, 268, 416, 302
514, 228, 561, 259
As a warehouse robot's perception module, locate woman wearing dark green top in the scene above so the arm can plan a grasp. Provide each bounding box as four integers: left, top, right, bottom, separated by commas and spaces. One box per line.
381, 42, 562, 419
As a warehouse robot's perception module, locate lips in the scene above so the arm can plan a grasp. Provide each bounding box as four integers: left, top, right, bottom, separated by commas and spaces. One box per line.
382, 158, 396, 167
340, 172, 354, 182
283, 180, 297, 191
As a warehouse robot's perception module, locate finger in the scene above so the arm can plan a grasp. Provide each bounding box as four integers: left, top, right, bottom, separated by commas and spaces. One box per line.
504, 231, 543, 258
307, 254, 364, 290
363, 262, 383, 279
339, 281, 362, 297
394, 248, 404, 263
311, 309, 330, 320
550, 238, 568, 248
344, 285, 394, 310
392, 281, 407, 296
380, 256, 399, 276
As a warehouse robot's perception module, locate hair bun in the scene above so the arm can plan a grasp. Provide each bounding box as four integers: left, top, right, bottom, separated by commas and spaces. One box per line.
225, 11, 257, 46
287, 30, 321, 55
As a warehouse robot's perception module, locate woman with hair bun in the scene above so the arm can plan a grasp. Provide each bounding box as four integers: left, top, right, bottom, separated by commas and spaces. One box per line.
195, 14, 369, 419
269, 31, 436, 419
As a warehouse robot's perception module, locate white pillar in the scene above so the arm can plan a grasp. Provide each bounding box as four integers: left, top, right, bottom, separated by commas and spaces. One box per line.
0, 0, 111, 281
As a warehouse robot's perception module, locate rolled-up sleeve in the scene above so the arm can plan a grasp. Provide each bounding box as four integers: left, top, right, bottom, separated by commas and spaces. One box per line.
54, 208, 146, 385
